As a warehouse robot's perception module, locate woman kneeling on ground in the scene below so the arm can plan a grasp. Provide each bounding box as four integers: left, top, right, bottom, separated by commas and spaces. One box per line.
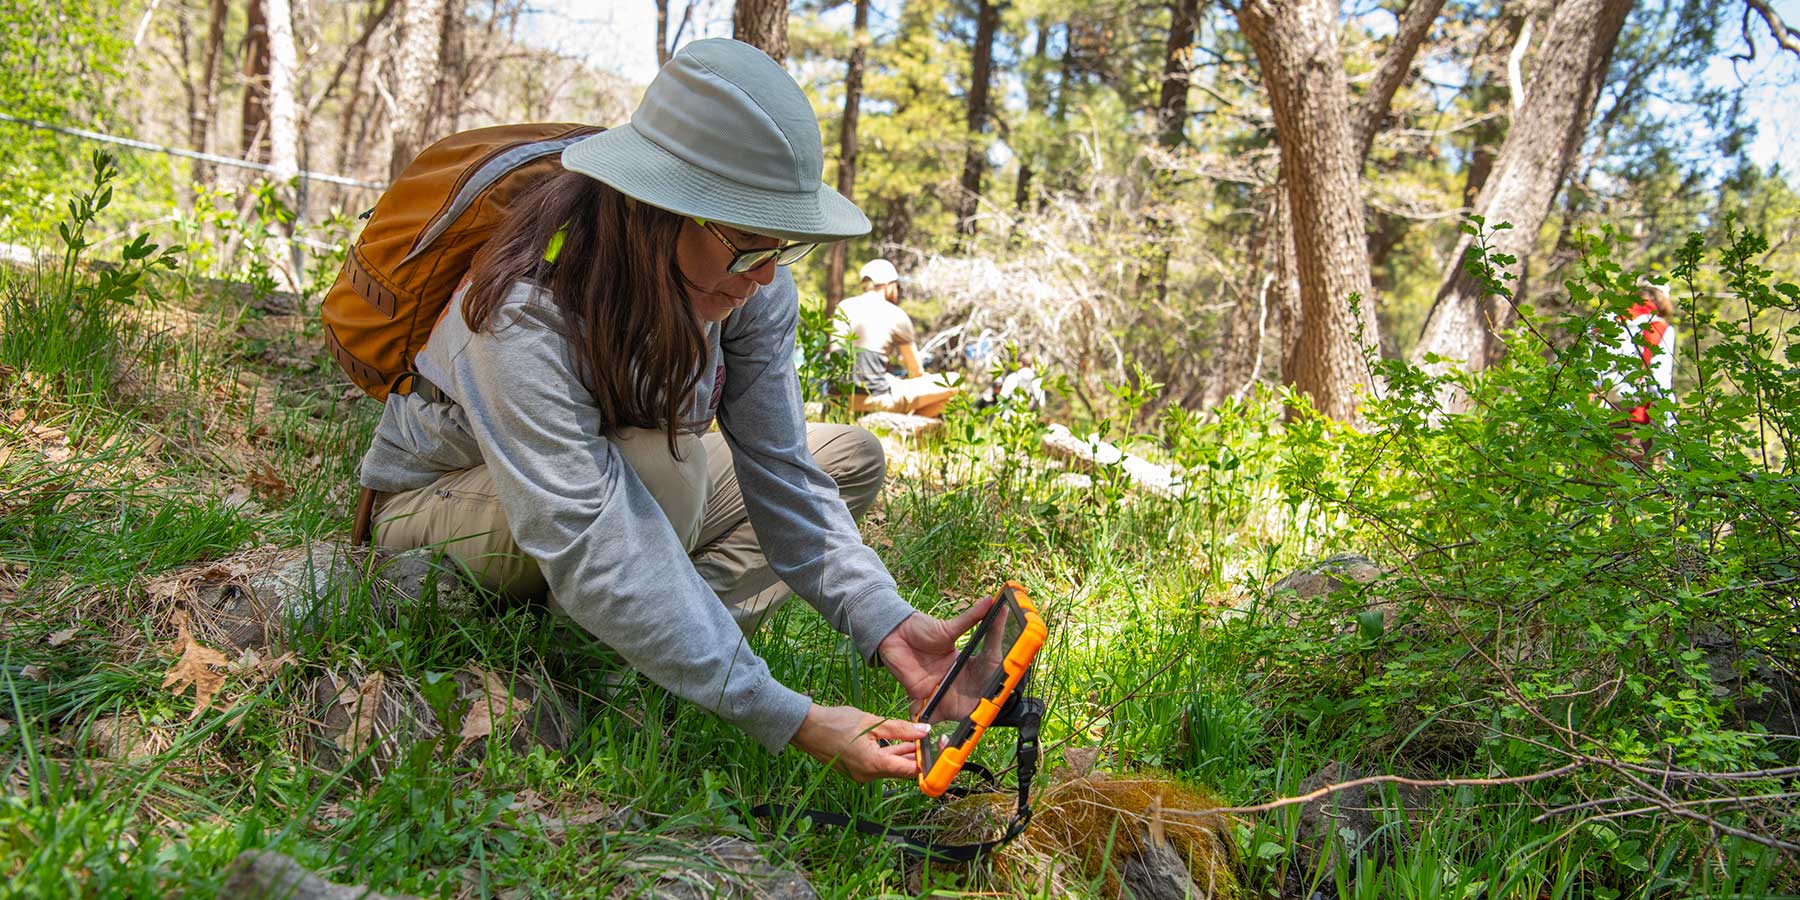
356, 39, 987, 781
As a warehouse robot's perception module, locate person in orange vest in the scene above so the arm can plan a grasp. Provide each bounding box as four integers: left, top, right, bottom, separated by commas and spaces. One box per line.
1596, 284, 1677, 460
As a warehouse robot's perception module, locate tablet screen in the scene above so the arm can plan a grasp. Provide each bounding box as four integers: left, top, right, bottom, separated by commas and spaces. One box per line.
918, 593, 1022, 775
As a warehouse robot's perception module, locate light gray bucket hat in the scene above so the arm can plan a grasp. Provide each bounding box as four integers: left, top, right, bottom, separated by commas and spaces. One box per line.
561, 38, 870, 243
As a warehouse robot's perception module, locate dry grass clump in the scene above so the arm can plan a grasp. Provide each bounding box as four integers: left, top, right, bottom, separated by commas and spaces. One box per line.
931, 768, 1240, 899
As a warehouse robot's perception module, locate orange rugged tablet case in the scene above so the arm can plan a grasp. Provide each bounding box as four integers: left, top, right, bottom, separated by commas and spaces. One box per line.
916, 581, 1047, 797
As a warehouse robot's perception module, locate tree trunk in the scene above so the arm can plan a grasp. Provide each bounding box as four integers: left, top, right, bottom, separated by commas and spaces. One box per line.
954, 0, 1000, 238
825, 0, 872, 317
241, 0, 270, 162
429, 0, 466, 133
1411, 0, 1633, 376
1237, 0, 1382, 422
733, 0, 788, 63
1157, 0, 1200, 149
1141, 0, 1202, 305
266, 0, 299, 183
389, 0, 448, 180
190, 0, 227, 184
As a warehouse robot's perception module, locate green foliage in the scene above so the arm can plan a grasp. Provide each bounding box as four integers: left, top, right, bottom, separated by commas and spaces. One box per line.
1, 153, 181, 404
0, 0, 138, 243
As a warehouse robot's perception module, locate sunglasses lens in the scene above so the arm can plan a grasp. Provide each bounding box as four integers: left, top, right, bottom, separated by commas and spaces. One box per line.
776, 243, 819, 266
729, 251, 776, 274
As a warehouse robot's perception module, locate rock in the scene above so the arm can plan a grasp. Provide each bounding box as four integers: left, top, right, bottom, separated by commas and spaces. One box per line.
612, 835, 817, 900
1268, 554, 1382, 602
306, 665, 571, 775
306, 669, 441, 774
76, 714, 173, 761
1293, 762, 1427, 875
450, 667, 573, 760
858, 411, 944, 439
1693, 626, 1800, 738
1120, 836, 1205, 900
179, 544, 460, 652
216, 850, 418, 900
1052, 472, 1094, 491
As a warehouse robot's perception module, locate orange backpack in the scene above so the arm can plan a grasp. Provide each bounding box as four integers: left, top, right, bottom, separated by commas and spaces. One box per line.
322, 122, 601, 400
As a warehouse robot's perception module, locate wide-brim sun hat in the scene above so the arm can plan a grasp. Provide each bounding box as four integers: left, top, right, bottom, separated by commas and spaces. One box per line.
561, 38, 870, 244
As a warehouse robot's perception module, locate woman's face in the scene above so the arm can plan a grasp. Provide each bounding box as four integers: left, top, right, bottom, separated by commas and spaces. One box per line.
676, 219, 779, 323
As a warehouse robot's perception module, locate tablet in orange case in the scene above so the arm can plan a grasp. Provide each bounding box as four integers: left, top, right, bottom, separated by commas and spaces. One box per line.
916, 581, 1047, 797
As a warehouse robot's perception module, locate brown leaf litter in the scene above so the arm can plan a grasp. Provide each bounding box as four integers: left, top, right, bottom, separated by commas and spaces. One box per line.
161, 612, 231, 719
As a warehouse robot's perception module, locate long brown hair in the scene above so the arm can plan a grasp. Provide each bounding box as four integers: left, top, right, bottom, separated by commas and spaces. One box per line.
462, 170, 705, 454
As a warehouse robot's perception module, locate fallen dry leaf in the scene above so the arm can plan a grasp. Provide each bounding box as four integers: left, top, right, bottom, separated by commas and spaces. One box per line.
46, 625, 78, 647
0, 716, 11, 736
530, 799, 620, 835
230, 648, 295, 681
334, 671, 386, 756
245, 463, 292, 502
458, 667, 533, 752
161, 620, 230, 719
20, 665, 46, 681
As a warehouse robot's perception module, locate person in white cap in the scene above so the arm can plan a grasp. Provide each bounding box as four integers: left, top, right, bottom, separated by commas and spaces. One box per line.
355, 39, 991, 782
833, 258, 961, 417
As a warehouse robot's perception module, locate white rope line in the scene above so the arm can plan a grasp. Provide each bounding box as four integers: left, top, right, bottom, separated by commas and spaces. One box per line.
0, 112, 386, 190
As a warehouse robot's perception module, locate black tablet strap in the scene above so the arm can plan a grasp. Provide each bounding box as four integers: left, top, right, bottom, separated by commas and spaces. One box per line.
749, 698, 1043, 863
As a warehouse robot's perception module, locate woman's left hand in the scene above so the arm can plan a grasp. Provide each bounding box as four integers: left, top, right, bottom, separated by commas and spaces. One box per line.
878, 593, 997, 720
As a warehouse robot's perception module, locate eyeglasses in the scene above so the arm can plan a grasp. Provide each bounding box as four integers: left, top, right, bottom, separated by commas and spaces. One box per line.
694, 218, 818, 274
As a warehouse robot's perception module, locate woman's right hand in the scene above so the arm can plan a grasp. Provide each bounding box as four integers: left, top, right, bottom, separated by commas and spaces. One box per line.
789, 703, 928, 783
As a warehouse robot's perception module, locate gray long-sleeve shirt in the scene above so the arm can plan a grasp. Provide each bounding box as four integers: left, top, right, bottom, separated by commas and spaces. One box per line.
357, 269, 917, 752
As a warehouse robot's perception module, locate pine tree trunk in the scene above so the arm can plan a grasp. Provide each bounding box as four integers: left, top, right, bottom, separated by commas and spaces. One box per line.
1142, 0, 1201, 305
656, 0, 672, 67
429, 0, 466, 133
825, 0, 872, 317
241, 0, 270, 162
191, 0, 227, 184
954, 0, 1000, 238
389, 0, 447, 180
1411, 0, 1633, 377
733, 0, 788, 63
1157, 0, 1199, 149
1237, 0, 1382, 422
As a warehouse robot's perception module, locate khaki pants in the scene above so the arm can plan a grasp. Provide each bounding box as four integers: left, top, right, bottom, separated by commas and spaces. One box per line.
370, 423, 886, 634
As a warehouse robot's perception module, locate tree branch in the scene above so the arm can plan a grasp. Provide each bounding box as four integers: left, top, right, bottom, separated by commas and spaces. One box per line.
1356, 0, 1447, 161
1744, 0, 1800, 57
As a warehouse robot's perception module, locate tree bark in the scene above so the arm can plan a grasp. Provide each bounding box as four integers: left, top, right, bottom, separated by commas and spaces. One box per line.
733, 0, 789, 63
954, 0, 1001, 238
1237, 0, 1382, 422
1157, 0, 1201, 149
825, 0, 872, 317
1411, 0, 1633, 376
266, 0, 299, 183
241, 0, 270, 162
389, 0, 448, 180
429, 0, 466, 133
189, 0, 228, 184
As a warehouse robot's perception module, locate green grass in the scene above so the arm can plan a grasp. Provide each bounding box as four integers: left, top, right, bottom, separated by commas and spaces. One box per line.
3, 209, 1797, 898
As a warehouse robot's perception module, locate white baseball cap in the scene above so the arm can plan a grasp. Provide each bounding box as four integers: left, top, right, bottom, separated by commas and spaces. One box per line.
859, 258, 900, 285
